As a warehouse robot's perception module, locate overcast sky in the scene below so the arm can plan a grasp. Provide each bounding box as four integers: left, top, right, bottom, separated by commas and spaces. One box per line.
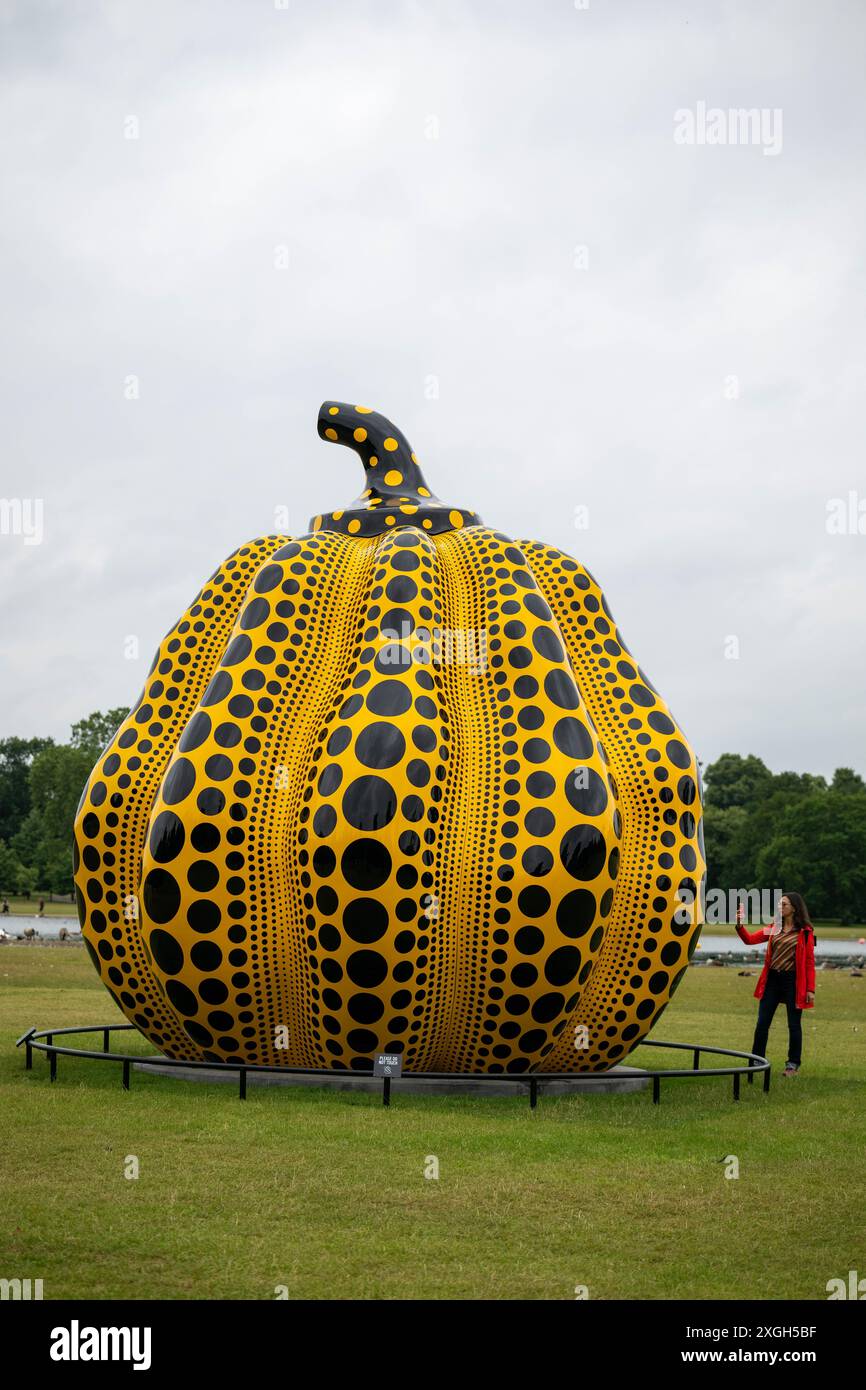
1, 0, 864, 778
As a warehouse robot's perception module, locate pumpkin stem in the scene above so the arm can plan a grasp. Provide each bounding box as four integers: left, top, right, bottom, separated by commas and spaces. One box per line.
313, 400, 481, 537
317, 401, 435, 501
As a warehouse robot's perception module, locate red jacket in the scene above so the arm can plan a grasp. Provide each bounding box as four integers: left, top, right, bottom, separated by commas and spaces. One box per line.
735, 921, 816, 1009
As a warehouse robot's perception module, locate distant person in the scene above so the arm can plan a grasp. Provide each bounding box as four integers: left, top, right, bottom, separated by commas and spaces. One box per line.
735, 892, 816, 1077
1, 897, 8, 915
36, 898, 45, 917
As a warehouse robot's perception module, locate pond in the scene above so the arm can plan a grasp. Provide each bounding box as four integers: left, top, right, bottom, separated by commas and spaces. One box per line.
696, 933, 865, 959
4, 921, 865, 958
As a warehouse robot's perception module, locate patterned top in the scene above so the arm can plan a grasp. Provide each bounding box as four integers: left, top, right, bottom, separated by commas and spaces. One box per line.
313, 402, 482, 537
770, 927, 798, 972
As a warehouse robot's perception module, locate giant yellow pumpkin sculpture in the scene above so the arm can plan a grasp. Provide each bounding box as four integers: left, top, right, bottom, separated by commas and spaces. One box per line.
73, 402, 705, 1074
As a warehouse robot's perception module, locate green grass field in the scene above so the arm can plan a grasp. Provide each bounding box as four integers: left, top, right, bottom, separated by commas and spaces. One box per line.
1, 946, 863, 1300
2, 897, 76, 918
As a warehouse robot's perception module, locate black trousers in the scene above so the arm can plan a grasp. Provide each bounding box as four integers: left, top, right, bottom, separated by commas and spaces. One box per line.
752, 968, 802, 1066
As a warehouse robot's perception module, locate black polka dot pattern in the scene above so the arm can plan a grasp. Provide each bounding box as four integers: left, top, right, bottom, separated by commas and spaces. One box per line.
73, 407, 705, 1073
515, 539, 707, 1070
71, 535, 292, 1059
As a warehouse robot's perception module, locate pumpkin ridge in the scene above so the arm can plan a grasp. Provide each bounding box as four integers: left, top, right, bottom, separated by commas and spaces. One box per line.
73, 534, 291, 1060
518, 540, 705, 1071
426, 527, 498, 1070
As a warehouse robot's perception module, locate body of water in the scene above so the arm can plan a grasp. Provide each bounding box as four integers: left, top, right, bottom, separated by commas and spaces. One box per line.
697, 933, 865, 959
3, 921, 864, 958
1, 916, 81, 939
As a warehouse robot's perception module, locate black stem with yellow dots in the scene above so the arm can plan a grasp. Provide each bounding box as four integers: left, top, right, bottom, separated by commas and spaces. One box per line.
312, 401, 482, 537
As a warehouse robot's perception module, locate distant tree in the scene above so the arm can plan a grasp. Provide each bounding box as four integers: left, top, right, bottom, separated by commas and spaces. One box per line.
770, 770, 828, 797
0, 708, 130, 894
831, 767, 866, 795
703, 753, 773, 810
17, 865, 37, 898
702, 763, 854, 906
13, 743, 93, 894
756, 791, 866, 923
0, 839, 28, 895
9, 813, 41, 879
0, 736, 53, 844
70, 708, 129, 762
701, 804, 748, 891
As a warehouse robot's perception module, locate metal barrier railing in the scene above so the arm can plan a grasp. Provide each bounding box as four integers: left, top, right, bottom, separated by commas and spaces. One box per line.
15, 1023, 771, 1108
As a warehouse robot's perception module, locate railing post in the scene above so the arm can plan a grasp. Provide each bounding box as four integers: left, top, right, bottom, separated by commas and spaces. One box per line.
14, 1027, 770, 1110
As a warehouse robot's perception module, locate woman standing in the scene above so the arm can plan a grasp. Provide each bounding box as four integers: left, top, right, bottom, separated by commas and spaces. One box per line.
735, 892, 816, 1076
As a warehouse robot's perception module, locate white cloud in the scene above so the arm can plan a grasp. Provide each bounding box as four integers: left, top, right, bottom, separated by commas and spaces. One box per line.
0, 0, 864, 778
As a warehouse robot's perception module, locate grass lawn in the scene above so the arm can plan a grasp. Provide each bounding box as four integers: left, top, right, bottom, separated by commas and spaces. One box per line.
0, 946, 863, 1300
2, 897, 76, 918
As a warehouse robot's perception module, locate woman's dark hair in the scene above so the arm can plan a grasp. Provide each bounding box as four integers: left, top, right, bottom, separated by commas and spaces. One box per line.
784, 891, 812, 935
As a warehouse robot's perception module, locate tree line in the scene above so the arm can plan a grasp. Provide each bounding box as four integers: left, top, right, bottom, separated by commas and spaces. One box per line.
0, 710, 128, 898
702, 753, 866, 923
0, 715, 864, 922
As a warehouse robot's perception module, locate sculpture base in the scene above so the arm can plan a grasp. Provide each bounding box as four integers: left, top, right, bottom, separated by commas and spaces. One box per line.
134, 1061, 649, 1096
17, 1024, 771, 1107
